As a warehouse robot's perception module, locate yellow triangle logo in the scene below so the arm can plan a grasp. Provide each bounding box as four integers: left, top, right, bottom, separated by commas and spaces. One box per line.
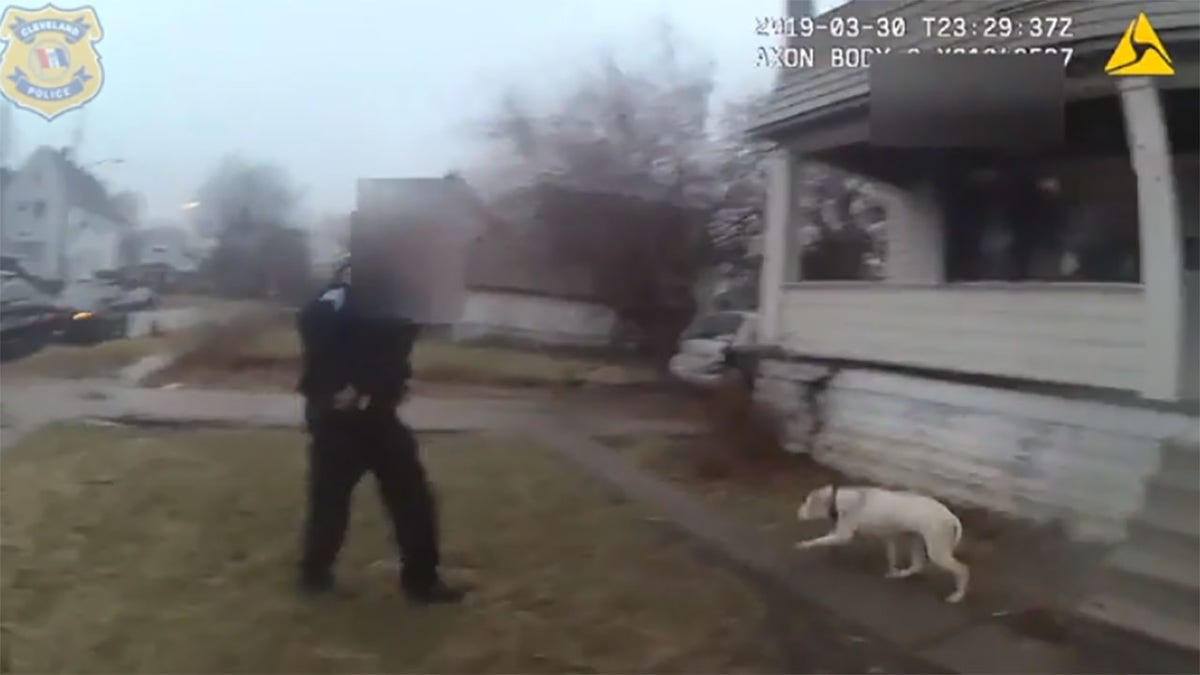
1105, 13, 1175, 76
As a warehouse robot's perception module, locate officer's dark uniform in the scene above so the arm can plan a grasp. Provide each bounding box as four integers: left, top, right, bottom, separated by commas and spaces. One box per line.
296, 274, 462, 603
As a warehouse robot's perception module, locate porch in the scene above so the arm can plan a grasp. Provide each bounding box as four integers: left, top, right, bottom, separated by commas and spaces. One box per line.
758, 78, 1198, 403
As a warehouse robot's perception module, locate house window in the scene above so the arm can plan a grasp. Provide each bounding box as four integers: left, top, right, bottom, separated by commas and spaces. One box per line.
792, 164, 888, 282
32, 200, 45, 219
942, 159, 1140, 283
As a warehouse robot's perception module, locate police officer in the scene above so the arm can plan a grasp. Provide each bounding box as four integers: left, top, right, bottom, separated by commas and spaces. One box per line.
296, 259, 464, 604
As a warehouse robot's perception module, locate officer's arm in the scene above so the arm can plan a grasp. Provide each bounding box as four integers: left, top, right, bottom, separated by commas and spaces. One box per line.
296, 288, 349, 397
364, 317, 419, 404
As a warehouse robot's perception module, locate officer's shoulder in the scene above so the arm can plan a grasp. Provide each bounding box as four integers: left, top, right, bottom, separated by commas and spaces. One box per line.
315, 285, 348, 311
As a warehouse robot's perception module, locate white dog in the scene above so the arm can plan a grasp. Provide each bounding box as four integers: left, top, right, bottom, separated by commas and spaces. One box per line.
794, 484, 969, 603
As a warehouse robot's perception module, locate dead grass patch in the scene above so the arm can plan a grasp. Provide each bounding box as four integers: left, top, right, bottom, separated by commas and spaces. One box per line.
606, 426, 1105, 626
1, 423, 792, 674
598, 381, 1105, 628
148, 314, 658, 393
1, 334, 189, 380
156, 294, 251, 310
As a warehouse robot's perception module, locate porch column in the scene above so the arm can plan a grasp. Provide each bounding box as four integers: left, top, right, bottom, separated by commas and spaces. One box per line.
875, 180, 945, 284
1119, 77, 1185, 401
758, 147, 797, 345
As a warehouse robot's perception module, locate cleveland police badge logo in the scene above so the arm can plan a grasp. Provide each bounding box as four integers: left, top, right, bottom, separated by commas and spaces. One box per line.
0, 5, 105, 120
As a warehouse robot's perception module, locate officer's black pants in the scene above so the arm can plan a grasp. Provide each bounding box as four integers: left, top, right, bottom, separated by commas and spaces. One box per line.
300, 402, 440, 593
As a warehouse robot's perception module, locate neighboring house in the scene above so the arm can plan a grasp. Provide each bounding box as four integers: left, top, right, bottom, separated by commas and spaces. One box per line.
0, 146, 127, 283
130, 224, 201, 291
458, 182, 705, 349
456, 197, 615, 347
750, 0, 1198, 650
354, 174, 699, 347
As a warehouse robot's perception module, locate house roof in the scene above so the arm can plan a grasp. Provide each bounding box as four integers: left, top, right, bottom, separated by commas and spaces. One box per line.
30, 147, 127, 224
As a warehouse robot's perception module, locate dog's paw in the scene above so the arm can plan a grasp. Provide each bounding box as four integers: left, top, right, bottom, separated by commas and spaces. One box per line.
885, 570, 904, 579
945, 592, 965, 604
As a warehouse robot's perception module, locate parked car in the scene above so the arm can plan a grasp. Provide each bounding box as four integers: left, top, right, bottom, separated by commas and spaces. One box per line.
112, 285, 157, 311
667, 310, 758, 388
55, 279, 130, 345
0, 271, 61, 358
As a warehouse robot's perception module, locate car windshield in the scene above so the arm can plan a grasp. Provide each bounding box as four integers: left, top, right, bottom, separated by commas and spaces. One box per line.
681, 312, 744, 340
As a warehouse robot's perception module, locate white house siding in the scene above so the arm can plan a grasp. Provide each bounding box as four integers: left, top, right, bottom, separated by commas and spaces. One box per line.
63, 208, 121, 281
0, 149, 69, 279
777, 283, 1146, 391
756, 363, 1200, 542
1176, 158, 1199, 402
455, 290, 616, 347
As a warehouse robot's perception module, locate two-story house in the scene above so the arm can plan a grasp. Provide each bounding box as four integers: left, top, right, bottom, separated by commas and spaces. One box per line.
0, 146, 128, 284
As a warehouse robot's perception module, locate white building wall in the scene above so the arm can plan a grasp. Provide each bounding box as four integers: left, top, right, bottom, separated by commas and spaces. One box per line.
456, 290, 617, 347
63, 208, 120, 281
779, 283, 1146, 391
756, 363, 1199, 542
1, 149, 69, 279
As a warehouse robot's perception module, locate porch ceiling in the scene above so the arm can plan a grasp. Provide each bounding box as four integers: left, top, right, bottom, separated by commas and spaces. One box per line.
753, 0, 1200, 149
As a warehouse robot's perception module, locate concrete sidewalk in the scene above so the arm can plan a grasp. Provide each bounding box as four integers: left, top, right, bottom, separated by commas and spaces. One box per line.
0, 380, 704, 450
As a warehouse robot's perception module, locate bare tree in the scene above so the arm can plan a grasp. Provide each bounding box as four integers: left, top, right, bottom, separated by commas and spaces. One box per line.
197, 156, 311, 300
479, 21, 768, 351
709, 97, 772, 271
198, 156, 299, 229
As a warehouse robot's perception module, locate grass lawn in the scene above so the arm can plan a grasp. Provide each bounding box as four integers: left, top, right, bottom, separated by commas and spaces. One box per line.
1, 298, 259, 381
156, 294, 248, 310
604, 435, 841, 542
0, 334, 192, 380
147, 317, 658, 393
603, 435, 1095, 634
1, 424, 792, 674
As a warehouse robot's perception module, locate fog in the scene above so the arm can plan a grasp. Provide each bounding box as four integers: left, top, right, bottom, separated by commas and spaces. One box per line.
2, 0, 852, 224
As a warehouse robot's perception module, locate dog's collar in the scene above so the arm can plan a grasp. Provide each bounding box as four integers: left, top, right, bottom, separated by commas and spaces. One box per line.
828, 484, 840, 521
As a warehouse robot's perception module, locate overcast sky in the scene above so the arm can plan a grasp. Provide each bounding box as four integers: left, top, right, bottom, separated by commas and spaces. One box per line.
3, 0, 844, 224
